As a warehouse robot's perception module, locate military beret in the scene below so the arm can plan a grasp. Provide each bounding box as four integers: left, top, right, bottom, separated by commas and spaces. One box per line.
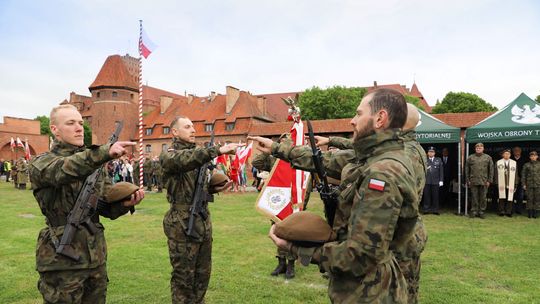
274, 211, 336, 247
105, 182, 139, 203
209, 173, 231, 194
475, 143, 484, 147
530, 151, 538, 156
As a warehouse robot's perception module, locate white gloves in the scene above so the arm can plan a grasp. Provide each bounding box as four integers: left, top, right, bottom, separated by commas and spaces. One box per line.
439, 181, 444, 187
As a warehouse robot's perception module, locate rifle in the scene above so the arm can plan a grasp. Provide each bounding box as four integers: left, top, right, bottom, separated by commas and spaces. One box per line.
55, 121, 124, 261
306, 120, 338, 227
186, 129, 215, 238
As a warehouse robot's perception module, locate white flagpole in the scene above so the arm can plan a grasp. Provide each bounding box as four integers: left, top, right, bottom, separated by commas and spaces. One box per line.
138, 20, 145, 189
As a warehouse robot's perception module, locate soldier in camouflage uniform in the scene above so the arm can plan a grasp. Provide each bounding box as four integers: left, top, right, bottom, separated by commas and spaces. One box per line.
522, 151, 540, 218
466, 143, 494, 218
16, 157, 29, 189
152, 157, 164, 193
11, 159, 18, 188
143, 156, 154, 191
160, 116, 240, 304
282, 104, 428, 303
258, 88, 418, 303
29, 104, 144, 304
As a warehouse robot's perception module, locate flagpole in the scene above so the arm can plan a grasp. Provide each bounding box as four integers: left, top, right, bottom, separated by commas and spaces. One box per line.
138, 20, 145, 189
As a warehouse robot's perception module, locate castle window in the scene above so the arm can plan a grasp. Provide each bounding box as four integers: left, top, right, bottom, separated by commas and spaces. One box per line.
131, 93, 134, 100
145, 128, 153, 136
162, 144, 168, 152
96, 92, 101, 99
112, 91, 118, 98
163, 127, 170, 135
225, 122, 235, 131
205, 124, 214, 132
145, 145, 152, 153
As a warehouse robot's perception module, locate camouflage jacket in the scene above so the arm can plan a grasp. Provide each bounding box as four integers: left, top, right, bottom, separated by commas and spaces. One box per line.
328, 136, 353, 150
395, 131, 428, 261
17, 159, 29, 184
160, 138, 221, 239
251, 153, 276, 172
278, 130, 417, 302
30, 141, 132, 272
466, 153, 494, 185
522, 161, 540, 188
152, 160, 163, 176
143, 158, 154, 175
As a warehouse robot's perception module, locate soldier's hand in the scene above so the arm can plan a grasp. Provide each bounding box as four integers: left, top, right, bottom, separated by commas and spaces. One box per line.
219, 143, 244, 155
523, 185, 527, 191
122, 189, 145, 207
109, 142, 136, 158
269, 224, 292, 252
314, 136, 329, 147
247, 136, 273, 154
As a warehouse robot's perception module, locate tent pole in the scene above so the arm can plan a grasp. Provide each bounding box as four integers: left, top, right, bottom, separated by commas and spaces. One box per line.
465, 142, 469, 216
458, 141, 461, 215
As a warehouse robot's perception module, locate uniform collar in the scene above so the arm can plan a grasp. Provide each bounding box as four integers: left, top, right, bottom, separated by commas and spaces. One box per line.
353, 129, 403, 162
172, 137, 196, 150
50, 140, 85, 156
400, 130, 416, 142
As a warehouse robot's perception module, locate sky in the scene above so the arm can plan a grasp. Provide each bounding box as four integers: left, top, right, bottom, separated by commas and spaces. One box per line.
1, 0, 539, 121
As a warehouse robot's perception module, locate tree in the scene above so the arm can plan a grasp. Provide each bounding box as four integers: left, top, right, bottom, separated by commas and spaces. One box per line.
35, 115, 52, 137
83, 121, 92, 147
431, 92, 497, 114
536, 95, 540, 103
298, 86, 367, 120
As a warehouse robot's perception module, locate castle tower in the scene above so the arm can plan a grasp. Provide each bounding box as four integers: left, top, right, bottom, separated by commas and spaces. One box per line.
88, 54, 140, 144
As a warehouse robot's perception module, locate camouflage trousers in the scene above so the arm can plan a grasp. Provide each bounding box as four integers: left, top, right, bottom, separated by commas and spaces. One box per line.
37, 264, 107, 304
327, 257, 408, 303
526, 187, 540, 210
470, 185, 488, 215
398, 256, 421, 304
164, 208, 212, 304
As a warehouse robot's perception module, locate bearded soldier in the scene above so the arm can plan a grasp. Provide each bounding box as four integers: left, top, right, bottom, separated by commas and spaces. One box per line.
255, 88, 418, 303
160, 116, 240, 304
29, 104, 144, 303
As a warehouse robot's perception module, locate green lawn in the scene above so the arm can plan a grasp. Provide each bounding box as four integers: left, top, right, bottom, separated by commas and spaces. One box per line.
1, 181, 540, 303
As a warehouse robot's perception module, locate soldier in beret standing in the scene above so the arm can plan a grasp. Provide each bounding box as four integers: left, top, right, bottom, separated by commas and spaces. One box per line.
466, 143, 494, 219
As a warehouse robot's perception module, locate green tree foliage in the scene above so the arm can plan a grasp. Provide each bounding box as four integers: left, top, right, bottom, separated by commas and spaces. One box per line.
431, 92, 498, 114
536, 95, 540, 103
404, 95, 425, 111
83, 121, 92, 147
298, 86, 367, 120
35, 116, 52, 137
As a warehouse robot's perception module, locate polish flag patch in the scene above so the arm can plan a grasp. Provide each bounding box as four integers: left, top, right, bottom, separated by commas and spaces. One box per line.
368, 178, 386, 192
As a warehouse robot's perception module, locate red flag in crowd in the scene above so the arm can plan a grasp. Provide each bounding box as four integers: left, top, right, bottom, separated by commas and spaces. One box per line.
24, 139, 31, 160
16, 137, 24, 148
10, 137, 15, 151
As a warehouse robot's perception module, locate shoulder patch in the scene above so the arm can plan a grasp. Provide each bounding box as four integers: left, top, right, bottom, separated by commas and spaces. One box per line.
368, 178, 385, 192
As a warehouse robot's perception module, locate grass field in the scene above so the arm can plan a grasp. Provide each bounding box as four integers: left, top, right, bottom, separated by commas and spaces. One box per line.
1, 181, 540, 303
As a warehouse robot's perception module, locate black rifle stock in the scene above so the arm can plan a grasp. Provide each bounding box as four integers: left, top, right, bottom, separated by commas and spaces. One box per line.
186, 129, 215, 238
55, 121, 123, 261
306, 120, 338, 227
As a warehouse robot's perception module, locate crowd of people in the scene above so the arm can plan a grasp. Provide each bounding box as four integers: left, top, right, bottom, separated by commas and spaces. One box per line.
0, 157, 29, 189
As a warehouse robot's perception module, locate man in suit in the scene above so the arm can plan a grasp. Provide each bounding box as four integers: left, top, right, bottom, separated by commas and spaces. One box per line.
440, 147, 455, 207
423, 146, 444, 214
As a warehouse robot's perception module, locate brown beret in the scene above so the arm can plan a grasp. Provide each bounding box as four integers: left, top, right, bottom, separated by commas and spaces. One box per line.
105, 182, 138, 203
209, 173, 231, 194
274, 211, 336, 247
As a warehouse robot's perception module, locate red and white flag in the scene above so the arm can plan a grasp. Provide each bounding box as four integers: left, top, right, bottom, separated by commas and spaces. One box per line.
236, 142, 253, 167
256, 120, 309, 222
10, 137, 15, 151
16, 137, 24, 148
139, 26, 156, 59
24, 139, 31, 160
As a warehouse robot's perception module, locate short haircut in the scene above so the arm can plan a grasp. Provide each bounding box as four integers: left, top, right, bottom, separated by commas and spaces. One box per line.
170, 115, 189, 129
367, 88, 407, 129
50, 104, 79, 125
